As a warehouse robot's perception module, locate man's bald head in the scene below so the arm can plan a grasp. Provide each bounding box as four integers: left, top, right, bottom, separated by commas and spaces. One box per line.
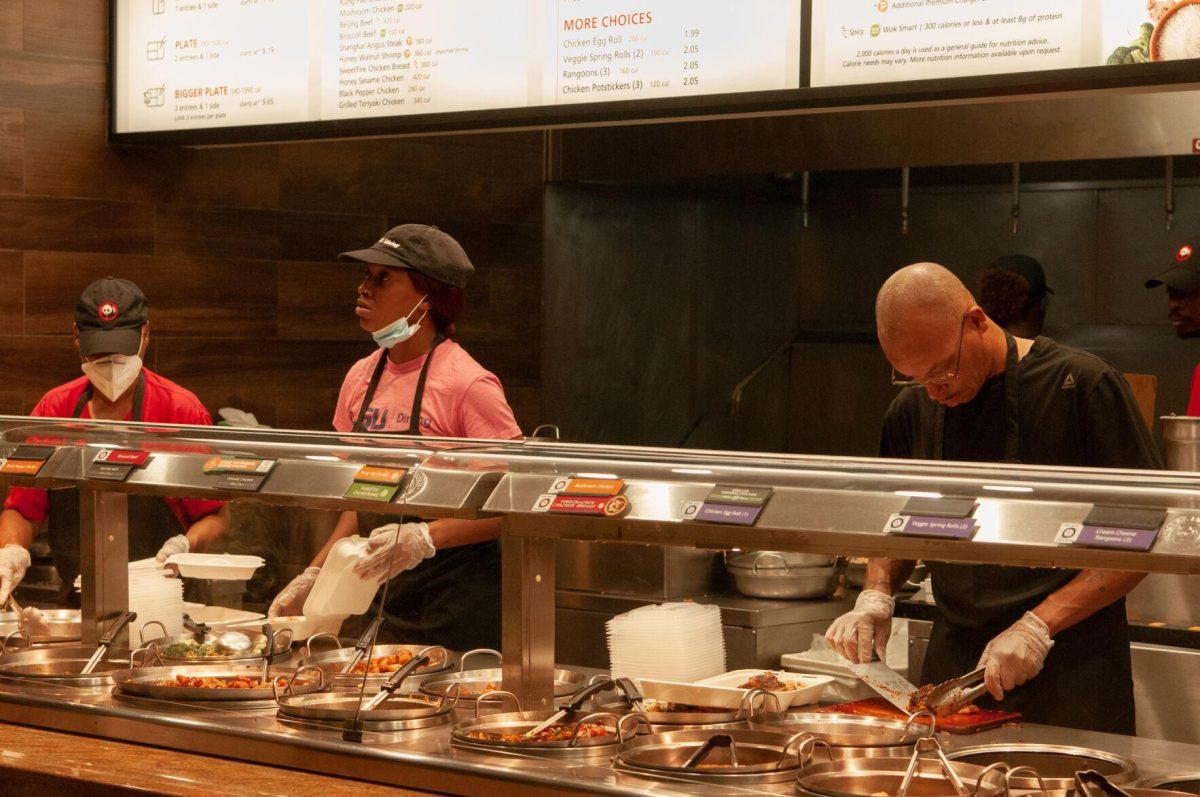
876, 263, 975, 346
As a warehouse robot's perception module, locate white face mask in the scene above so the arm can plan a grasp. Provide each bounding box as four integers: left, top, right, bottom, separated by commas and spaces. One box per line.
81, 354, 143, 402
372, 295, 428, 349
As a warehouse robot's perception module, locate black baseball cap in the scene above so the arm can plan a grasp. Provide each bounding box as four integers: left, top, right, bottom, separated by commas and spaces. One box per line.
75, 277, 147, 357
1145, 239, 1200, 292
986, 255, 1054, 299
338, 224, 474, 289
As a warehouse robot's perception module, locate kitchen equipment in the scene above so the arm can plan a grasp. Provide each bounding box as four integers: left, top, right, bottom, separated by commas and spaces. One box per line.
521, 677, 622, 739
725, 553, 840, 600
915, 667, 987, 716
1162, 416, 1200, 471
300, 633, 450, 688
696, 669, 833, 709
338, 617, 383, 675
1076, 771, 1193, 797
814, 698, 1021, 734
607, 602, 725, 683
1142, 774, 1200, 795
614, 728, 815, 787
183, 605, 264, 630
451, 691, 642, 759
749, 712, 933, 758
796, 737, 1003, 797
0, 645, 141, 687
362, 653, 432, 712
596, 686, 780, 730
111, 663, 323, 701
274, 665, 455, 732
80, 611, 136, 675
848, 660, 919, 713
166, 553, 264, 580
947, 744, 1138, 790
237, 614, 342, 641
139, 620, 289, 664
216, 630, 254, 656
303, 537, 379, 617
0, 609, 81, 650
418, 648, 586, 700
725, 550, 836, 569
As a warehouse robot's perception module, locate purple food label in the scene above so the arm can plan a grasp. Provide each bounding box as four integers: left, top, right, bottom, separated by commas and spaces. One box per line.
887, 514, 977, 539
1077, 525, 1159, 552
696, 502, 762, 526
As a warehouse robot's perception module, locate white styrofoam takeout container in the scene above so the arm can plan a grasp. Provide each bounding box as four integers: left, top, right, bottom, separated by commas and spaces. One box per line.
641, 670, 833, 711
166, 553, 264, 580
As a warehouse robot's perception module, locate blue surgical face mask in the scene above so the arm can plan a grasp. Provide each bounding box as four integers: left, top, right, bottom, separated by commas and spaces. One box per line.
372, 295, 428, 349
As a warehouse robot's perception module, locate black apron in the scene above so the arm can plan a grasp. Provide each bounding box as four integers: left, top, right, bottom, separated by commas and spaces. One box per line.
350, 339, 502, 652
920, 333, 1136, 735
48, 375, 185, 606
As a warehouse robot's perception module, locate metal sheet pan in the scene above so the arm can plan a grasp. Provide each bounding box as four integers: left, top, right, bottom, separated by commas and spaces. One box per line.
111, 664, 322, 702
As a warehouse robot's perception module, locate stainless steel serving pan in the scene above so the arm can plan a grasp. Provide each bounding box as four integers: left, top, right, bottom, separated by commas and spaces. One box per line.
139, 620, 289, 665
0, 645, 140, 687
417, 648, 585, 699
946, 743, 1137, 792
300, 633, 450, 687
796, 756, 1000, 797
275, 665, 455, 728
0, 609, 82, 649
1142, 774, 1200, 795
749, 712, 930, 756
725, 550, 837, 570
615, 728, 814, 786
111, 663, 323, 701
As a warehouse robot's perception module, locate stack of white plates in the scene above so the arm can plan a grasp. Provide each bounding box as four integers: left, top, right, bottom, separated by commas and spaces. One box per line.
128, 561, 184, 642
607, 602, 726, 682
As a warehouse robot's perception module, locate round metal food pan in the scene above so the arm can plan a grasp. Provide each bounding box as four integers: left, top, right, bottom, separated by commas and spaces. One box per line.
451, 709, 633, 756
797, 757, 998, 797
278, 708, 453, 734
946, 743, 1137, 789
0, 610, 83, 649
725, 551, 837, 570
111, 664, 323, 701
420, 667, 585, 699
276, 690, 452, 723
616, 729, 811, 785
301, 640, 451, 687
0, 645, 137, 687
728, 566, 838, 600
1142, 775, 1200, 796
749, 712, 926, 752
593, 699, 749, 729
141, 633, 274, 664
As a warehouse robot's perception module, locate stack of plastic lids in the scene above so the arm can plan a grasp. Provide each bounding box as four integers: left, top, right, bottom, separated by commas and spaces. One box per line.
128, 560, 184, 640
607, 602, 726, 682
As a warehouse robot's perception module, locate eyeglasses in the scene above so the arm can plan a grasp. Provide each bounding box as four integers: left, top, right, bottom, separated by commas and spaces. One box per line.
891, 316, 967, 388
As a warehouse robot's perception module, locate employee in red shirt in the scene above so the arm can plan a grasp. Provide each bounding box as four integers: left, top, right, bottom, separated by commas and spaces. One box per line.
1145, 237, 1200, 414
0, 278, 227, 606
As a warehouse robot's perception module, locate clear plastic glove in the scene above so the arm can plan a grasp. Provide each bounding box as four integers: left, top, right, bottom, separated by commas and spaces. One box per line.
155, 534, 190, 563
269, 566, 320, 618
19, 606, 49, 637
977, 611, 1054, 701
824, 589, 896, 664
352, 522, 436, 582
0, 544, 31, 606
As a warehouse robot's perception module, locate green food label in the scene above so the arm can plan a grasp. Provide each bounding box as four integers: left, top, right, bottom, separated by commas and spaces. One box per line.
345, 481, 399, 502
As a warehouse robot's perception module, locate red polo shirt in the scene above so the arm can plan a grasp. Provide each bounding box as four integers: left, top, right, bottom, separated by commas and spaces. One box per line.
4, 369, 225, 528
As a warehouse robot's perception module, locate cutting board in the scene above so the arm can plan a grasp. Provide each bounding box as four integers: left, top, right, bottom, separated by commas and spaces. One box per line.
813, 698, 1021, 734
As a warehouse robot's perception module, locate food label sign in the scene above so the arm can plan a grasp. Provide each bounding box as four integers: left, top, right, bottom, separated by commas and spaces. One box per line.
1055, 523, 1159, 552
885, 513, 978, 539
548, 476, 625, 497
532, 493, 630, 518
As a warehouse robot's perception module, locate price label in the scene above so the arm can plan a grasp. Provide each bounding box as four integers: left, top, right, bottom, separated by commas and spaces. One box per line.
203, 456, 276, 475
885, 513, 978, 540
345, 481, 400, 502
549, 477, 625, 497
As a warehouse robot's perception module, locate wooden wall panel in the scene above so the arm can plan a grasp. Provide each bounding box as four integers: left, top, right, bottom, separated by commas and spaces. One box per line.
0, 108, 21, 194
1, 0, 544, 436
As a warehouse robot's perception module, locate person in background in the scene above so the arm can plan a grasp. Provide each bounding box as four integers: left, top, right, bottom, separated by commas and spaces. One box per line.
1145, 237, 1200, 414
826, 263, 1159, 734
267, 225, 522, 651
976, 255, 1053, 338
0, 278, 228, 606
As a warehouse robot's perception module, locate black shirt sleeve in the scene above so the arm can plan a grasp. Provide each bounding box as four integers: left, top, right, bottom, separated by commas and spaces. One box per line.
1082, 371, 1164, 470
880, 392, 916, 459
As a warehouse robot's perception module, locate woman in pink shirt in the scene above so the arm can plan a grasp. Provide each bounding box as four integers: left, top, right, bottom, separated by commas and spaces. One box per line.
269, 225, 521, 651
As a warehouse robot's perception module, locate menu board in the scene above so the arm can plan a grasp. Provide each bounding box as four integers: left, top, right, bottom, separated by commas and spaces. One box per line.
112, 0, 804, 134
811, 0, 1199, 88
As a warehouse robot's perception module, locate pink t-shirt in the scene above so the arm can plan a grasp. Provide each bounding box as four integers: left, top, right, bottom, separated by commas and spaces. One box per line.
333, 340, 522, 439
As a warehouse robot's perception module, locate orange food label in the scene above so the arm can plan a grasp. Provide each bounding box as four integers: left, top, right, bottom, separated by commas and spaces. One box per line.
353, 465, 406, 485
0, 459, 44, 476
552, 477, 625, 497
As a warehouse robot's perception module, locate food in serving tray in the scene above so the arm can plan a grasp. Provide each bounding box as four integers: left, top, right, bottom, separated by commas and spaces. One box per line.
465, 723, 611, 743
158, 674, 289, 690
347, 649, 442, 675
644, 701, 725, 713
160, 639, 265, 659
736, 671, 800, 692
446, 681, 501, 697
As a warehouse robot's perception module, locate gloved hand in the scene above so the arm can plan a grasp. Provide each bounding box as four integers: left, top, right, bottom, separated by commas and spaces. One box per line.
977, 611, 1054, 701
155, 534, 190, 563
352, 522, 436, 583
825, 589, 896, 664
19, 606, 49, 637
269, 567, 320, 618
0, 544, 31, 606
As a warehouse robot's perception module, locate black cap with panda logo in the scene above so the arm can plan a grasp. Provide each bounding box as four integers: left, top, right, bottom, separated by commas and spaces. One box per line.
75, 277, 148, 357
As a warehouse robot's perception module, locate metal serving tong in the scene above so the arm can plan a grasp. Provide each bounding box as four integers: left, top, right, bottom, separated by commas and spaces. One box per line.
684, 733, 737, 769
614, 676, 646, 713
181, 613, 211, 641
80, 611, 136, 675
339, 616, 384, 675
1075, 769, 1134, 797
361, 651, 432, 712
920, 667, 988, 717
520, 677, 618, 740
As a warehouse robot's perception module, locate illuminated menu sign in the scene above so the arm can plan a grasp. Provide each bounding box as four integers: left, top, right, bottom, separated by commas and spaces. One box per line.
811, 0, 1196, 87
113, 0, 804, 134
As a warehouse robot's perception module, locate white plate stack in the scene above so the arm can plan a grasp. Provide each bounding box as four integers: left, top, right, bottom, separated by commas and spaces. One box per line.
128, 560, 184, 641
606, 602, 726, 682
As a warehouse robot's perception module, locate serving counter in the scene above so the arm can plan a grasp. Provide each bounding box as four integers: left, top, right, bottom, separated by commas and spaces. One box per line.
1, 416, 1199, 794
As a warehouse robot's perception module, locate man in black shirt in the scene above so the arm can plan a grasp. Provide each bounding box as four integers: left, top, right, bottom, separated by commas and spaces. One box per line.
826, 262, 1160, 735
